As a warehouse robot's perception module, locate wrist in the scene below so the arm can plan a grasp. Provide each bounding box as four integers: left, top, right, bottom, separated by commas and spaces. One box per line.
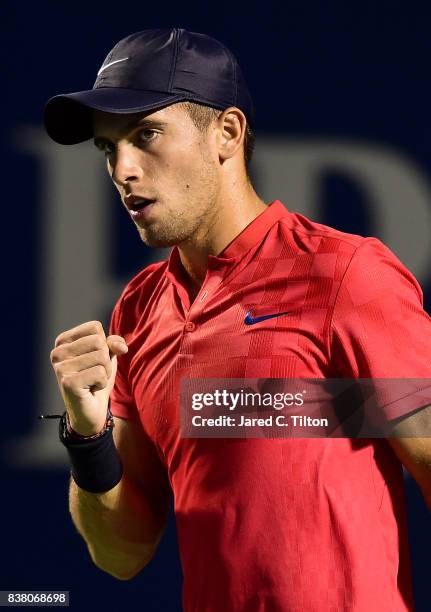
59, 407, 123, 493
66, 409, 113, 440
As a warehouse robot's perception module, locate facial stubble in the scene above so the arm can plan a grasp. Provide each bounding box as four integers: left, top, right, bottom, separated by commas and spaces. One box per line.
136, 145, 220, 249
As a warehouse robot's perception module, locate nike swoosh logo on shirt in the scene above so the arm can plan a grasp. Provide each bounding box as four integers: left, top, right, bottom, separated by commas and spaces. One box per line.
97, 57, 129, 76
244, 311, 293, 325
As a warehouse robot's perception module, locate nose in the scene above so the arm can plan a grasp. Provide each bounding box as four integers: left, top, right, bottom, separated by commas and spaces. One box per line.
110, 142, 143, 186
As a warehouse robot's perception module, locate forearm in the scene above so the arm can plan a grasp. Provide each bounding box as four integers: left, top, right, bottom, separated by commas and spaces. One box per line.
69, 474, 166, 580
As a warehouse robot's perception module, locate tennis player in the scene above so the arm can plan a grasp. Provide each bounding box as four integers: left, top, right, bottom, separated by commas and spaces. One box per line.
45, 28, 431, 611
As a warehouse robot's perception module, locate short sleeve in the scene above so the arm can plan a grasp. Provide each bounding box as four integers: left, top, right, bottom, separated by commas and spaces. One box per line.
108, 294, 139, 421
329, 237, 431, 420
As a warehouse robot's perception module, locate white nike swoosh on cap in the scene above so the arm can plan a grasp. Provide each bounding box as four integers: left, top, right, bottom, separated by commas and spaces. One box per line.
97, 57, 129, 76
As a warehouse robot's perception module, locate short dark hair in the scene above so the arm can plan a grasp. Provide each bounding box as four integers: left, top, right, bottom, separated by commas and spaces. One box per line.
178, 101, 255, 176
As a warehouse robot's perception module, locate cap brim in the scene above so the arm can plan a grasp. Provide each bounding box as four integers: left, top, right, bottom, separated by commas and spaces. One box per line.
44, 88, 186, 144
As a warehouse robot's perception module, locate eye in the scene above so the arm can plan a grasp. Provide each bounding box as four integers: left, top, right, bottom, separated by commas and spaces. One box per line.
136, 128, 159, 144
103, 143, 115, 157
94, 139, 115, 157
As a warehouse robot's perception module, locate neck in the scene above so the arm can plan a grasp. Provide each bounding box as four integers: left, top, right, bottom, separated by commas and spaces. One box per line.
177, 182, 267, 293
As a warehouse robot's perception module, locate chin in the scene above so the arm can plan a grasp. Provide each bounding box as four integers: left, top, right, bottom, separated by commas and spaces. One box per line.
139, 231, 182, 249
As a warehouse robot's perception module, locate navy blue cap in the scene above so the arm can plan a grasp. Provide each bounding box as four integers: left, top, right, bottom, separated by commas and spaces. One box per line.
44, 28, 254, 145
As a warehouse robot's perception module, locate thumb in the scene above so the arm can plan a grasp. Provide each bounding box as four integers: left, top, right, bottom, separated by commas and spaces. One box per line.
107, 353, 118, 394
107, 335, 129, 357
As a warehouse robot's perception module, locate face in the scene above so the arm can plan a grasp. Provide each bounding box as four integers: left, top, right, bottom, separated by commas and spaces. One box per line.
93, 104, 220, 248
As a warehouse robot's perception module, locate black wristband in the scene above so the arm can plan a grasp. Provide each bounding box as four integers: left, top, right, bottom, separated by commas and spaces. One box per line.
59, 416, 123, 494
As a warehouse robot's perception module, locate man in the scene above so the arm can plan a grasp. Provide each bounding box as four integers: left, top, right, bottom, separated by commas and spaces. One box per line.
45, 28, 431, 611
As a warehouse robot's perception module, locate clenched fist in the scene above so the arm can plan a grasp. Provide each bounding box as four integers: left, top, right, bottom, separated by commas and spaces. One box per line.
50, 321, 128, 436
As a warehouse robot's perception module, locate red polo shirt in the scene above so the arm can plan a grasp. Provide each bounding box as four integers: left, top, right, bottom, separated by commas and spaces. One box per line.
109, 200, 431, 611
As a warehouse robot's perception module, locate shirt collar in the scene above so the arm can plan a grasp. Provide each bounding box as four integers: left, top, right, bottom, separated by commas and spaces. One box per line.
165, 200, 288, 282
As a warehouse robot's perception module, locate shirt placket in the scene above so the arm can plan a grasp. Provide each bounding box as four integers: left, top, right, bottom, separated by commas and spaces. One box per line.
178, 261, 228, 354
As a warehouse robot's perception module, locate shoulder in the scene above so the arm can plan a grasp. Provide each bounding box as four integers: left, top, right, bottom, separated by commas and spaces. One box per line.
273, 205, 365, 278
110, 257, 169, 334
279, 208, 364, 256
120, 258, 168, 302
278, 208, 419, 293
333, 236, 423, 305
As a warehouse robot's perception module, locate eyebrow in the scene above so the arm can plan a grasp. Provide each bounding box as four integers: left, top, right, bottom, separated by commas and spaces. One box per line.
93, 117, 168, 147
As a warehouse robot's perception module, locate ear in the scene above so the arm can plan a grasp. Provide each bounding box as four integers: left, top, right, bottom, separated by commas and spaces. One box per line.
216, 107, 246, 162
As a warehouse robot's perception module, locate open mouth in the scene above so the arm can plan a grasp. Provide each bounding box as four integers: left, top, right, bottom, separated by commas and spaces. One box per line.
129, 198, 157, 219
130, 198, 155, 211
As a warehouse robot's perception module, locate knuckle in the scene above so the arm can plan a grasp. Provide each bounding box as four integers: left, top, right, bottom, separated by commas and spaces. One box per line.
97, 348, 110, 364
53, 362, 63, 377
54, 335, 64, 348
94, 335, 106, 351
91, 320, 104, 334
51, 346, 67, 364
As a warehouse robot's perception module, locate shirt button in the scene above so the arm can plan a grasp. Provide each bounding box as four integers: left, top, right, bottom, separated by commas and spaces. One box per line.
185, 321, 196, 332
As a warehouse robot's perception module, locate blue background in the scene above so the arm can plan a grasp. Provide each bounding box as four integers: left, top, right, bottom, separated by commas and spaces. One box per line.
2, 2, 431, 610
